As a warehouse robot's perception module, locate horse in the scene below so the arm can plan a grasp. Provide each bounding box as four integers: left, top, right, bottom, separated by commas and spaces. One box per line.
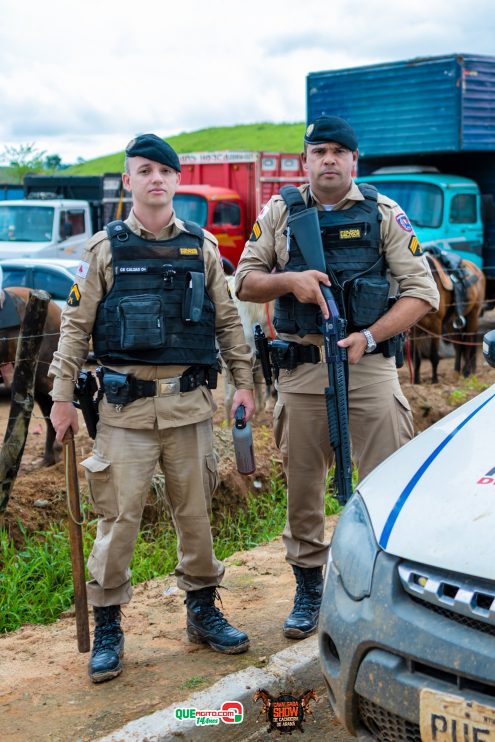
224, 275, 276, 422
300, 688, 318, 716
0, 286, 62, 465
410, 255, 485, 384
253, 688, 272, 718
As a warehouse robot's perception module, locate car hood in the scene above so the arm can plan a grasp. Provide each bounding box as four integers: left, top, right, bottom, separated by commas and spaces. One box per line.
358, 384, 495, 580
0, 241, 52, 259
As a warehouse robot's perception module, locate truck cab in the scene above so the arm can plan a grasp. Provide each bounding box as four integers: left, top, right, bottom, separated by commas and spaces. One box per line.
0, 198, 93, 260
174, 185, 245, 274
357, 168, 484, 268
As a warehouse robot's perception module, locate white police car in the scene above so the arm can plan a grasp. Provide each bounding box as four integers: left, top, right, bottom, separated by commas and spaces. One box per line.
0, 258, 79, 309
319, 331, 495, 742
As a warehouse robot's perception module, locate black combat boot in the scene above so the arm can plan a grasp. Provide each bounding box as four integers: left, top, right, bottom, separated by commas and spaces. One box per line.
283, 565, 324, 639
88, 605, 124, 683
185, 587, 250, 654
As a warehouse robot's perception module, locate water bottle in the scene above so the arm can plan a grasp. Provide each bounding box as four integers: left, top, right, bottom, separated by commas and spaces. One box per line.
232, 404, 256, 475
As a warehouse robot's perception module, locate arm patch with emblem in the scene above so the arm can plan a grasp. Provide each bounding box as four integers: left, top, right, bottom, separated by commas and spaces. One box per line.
408, 235, 423, 256
249, 221, 262, 241
67, 283, 81, 306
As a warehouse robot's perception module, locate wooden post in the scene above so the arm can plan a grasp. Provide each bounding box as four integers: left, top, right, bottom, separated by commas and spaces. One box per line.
63, 427, 90, 653
0, 290, 49, 512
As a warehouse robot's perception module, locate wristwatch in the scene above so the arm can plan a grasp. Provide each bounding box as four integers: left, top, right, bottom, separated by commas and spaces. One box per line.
361, 328, 377, 354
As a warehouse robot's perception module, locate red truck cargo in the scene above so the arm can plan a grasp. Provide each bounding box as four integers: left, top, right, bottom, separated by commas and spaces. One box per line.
175, 151, 307, 272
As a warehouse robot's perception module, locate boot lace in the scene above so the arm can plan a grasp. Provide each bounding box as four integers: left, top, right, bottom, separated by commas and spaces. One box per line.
93, 620, 122, 653
195, 589, 231, 632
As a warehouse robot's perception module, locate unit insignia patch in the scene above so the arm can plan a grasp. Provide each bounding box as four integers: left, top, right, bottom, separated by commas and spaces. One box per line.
395, 212, 413, 233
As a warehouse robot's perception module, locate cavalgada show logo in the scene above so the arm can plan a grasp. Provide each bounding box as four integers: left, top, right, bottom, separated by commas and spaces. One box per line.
254, 688, 317, 734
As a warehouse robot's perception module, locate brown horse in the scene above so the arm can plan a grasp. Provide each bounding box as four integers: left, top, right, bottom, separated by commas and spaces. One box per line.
0, 287, 62, 465
410, 256, 485, 384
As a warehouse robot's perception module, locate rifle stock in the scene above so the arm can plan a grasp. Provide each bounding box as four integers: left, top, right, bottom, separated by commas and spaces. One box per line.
286, 205, 353, 505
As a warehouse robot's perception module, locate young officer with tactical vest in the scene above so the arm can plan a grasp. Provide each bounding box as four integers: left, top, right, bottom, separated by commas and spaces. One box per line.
49, 134, 255, 683
235, 116, 440, 640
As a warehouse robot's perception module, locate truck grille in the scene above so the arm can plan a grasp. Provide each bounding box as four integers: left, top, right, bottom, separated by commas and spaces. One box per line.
398, 562, 495, 635
357, 696, 420, 742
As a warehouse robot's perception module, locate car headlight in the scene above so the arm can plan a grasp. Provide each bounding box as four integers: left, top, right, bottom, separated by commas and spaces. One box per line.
330, 493, 379, 601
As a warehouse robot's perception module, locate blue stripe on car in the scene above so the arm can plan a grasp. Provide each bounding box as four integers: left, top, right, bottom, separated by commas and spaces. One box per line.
379, 392, 495, 549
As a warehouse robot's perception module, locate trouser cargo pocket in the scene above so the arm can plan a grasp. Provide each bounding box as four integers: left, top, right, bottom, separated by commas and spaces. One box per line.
81, 455, 115, 518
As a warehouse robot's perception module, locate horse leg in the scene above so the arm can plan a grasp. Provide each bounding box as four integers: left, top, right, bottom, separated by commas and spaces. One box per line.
430, 340, 440, 384
34, 391, 60, 466
411, 338, 422, 384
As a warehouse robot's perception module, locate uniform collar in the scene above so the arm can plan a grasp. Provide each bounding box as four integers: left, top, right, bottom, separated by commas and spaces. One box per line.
126, 208, 182, 240
306, 180, 363, 210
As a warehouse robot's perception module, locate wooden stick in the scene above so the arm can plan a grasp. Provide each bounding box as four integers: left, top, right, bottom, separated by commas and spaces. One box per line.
63, 427, 90, 653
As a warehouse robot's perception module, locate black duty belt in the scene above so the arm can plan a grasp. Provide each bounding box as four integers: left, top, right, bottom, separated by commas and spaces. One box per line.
99, 365, 216, 407
275, 343, 324, 370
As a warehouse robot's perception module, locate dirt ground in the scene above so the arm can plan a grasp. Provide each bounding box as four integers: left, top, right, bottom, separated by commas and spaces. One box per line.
1, 336, 495, 741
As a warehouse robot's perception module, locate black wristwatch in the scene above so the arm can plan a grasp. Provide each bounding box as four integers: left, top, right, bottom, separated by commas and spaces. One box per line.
360, 328, 377, 354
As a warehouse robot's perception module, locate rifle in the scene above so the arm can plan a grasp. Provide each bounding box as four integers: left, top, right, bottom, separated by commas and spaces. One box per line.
284, 200, 353, 506
63, 427, 90, 653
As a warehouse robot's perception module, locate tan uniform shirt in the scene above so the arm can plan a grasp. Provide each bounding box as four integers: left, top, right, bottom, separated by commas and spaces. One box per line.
234, 181, 440, 393
49, 210, 253, 429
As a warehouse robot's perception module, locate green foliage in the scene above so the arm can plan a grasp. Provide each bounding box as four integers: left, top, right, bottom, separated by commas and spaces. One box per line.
448, 375, 489, 406
0, 143, 46, 184
180, 676, 209, 690
0, 464, 341, 633
64, 122, 306, 176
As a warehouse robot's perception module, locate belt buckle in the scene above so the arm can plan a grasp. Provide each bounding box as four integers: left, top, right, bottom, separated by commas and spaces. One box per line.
156, 377, 180, 396
318, 345, 325, 362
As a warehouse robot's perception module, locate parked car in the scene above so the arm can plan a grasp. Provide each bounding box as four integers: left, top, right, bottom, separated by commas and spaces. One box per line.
0, 258, 79, 309
319, 330, 495, 742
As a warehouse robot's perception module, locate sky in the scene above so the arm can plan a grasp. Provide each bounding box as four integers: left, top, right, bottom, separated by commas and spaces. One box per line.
1, 0, 495, 164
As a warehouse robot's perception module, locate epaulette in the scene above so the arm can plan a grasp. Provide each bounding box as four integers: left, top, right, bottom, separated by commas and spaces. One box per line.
85, 229, 108, 252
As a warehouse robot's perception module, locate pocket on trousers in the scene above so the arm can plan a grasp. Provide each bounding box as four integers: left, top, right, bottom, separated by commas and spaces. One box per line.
204, 452, 219, 503
273, 400, 286, 451
393, 392, 414, 446
81, 455, 115, 517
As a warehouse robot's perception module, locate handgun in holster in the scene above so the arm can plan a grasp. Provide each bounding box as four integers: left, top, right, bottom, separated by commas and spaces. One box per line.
74, 369, 102, 439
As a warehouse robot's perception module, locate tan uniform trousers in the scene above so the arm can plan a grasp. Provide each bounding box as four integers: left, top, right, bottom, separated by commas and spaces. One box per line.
81, 418, 223, 607
273, 357, 413, 569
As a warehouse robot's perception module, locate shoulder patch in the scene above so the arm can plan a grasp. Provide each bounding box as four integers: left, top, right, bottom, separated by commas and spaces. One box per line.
75, 260, 90, 279
395, 212, 414, 233
249, 221, 262, 242
408, 235, 423, 256
67, 283, 81, 306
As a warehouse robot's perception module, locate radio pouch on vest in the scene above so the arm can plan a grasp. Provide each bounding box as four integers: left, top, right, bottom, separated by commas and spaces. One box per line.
348, 265, 389, 328
118, 294, 165, 350
182, 271, 204, 323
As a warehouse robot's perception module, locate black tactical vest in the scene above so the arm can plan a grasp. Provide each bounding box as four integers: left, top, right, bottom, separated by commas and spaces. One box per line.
92, 220, 218, 367
274, 185, 389, 337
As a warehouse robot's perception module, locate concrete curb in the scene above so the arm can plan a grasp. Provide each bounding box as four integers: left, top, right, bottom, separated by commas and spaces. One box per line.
96, 635, 321, 741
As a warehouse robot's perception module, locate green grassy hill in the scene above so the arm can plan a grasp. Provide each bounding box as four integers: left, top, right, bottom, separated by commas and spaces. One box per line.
66, 122, 305, 175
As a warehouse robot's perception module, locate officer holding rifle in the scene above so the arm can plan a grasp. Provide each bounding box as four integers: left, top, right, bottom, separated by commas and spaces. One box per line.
235, 116, 439, 639
49, 134, 255, 683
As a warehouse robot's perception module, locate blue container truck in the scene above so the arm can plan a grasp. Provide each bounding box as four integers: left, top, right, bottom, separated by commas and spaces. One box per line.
307, 54, 495, 283
0, 183, 24, 200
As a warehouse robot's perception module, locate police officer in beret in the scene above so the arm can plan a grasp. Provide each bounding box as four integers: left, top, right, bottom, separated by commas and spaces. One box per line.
49, 133, 255, 682
235, 116, 439, 639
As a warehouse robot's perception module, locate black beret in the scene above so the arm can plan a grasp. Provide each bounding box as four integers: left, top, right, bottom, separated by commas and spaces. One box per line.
304, 116, 358, 151
125, 133, 181, 172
